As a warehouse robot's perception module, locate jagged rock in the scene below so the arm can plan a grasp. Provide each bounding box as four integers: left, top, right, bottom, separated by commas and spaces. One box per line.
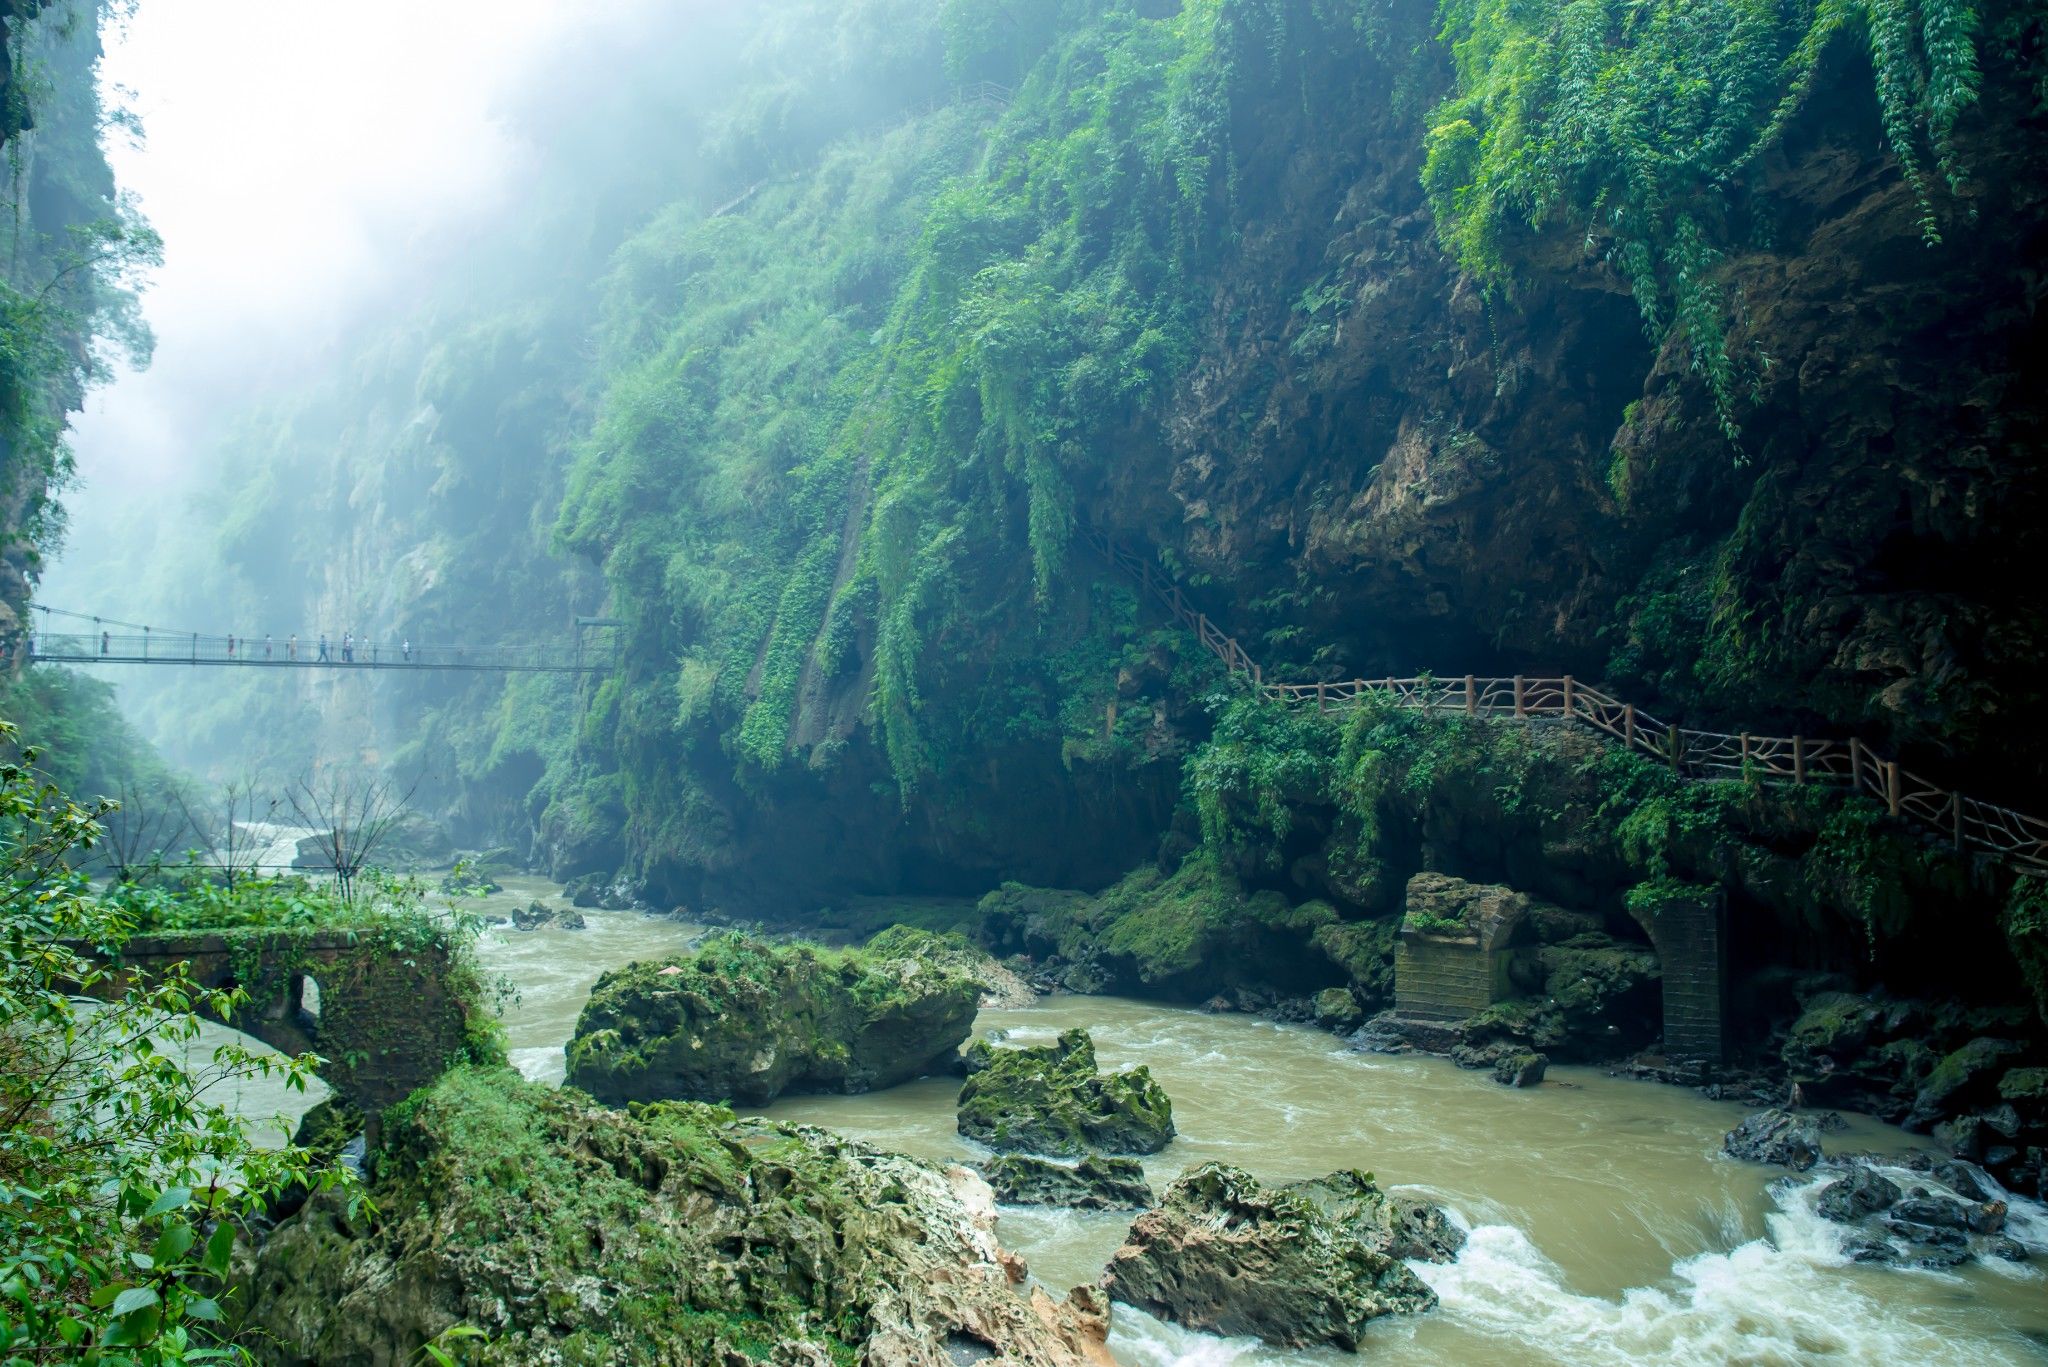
1099, 1163, 1437, 1350
1283, 1170, 1465, 1264
958, 1029, 1175, 1157
566, 932, 979, 1106
438, 869, 502, 896
1492, 1050, 1546, 1087
1905, 1038, 2027, 1132
1815, 1167, 1900, 1223
982, 1154, 1155, 1210
1312, 986, 1364, 1032
556, 907, 586, 930
511, 901, 555, 931
244, 1068, 1114, 1365
1722, 1108, 1834, 1171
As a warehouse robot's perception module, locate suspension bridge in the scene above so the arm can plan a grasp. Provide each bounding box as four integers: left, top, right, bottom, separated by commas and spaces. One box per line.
20, 606, 621, 674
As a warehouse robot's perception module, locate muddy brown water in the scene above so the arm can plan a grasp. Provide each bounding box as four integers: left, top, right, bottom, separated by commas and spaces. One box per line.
222, 871, 2047, 1364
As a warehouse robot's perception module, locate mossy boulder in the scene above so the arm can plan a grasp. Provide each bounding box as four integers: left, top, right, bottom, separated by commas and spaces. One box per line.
1906, 1037, 2028, 1132
243, 1068, 1111, 1365
982, 1153, 1154, 1210
1100, 1163, 1439, 1350
1313, 986, 1365, 1032
565, 932, 979, 1106
957, 1028, 1175, 1156
865, 924, 1038, 1008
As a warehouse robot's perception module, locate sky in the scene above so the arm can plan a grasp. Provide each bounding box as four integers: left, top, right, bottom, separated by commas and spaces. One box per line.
54, 0, 582, 505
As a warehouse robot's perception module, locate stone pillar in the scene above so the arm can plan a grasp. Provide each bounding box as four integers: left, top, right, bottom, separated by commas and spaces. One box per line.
1628, 885, 1727, 1062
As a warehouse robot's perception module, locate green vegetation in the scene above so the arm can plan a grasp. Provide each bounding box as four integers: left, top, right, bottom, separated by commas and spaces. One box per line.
0, 722, 343, 1366
244, 1064, 1099, 1365
1423, 0, 1989, 441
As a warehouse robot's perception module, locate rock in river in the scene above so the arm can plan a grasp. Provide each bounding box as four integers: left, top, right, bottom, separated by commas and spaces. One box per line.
958, 1028, 1175, 1156
1100, 1163, 1441, 1350
244, 1067, 1114, 1365
982, 1153, 1155, 1210
1722, 1107, 1840, 1171
565, 931, 979, 1106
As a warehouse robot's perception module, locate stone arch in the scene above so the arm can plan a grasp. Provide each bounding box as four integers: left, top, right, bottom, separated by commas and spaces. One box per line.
77, 928, 475, 1114
1622, 883, 1727, 1062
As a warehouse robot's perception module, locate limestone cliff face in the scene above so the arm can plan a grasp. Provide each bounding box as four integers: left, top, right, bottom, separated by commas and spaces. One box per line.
1101, 36, 2048, 796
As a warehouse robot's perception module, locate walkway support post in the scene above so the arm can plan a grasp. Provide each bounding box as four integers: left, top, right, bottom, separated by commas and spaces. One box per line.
1667, 724, 1682, 775
1513, 676, 1526, 719
1562, 675, 1575, 723
1850, 737, 1865, 794
1624, 703, 1636, 749
1465, 675, 1476, 717
1793, 736, 1805, 785
1886, 761, 1902, 817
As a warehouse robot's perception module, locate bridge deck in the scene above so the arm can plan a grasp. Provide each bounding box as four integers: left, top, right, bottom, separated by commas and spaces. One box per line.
27, 631, 611, 674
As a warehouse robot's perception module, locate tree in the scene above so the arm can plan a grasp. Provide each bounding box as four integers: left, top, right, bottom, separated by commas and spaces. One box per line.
173, 778, 279, 890
283, 773, 419, 910
0, 721, 341, 1364
96, 774, 189, 883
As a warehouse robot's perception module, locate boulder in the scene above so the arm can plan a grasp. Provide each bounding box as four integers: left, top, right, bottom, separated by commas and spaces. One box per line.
1492, 1050, 1546, 1087
1313, 986, 1365, 1032
982, 1154, 1155, 1210
245, 1068, 1115, 1365
866, 925, 1040, 1008
511, 901, 555, 931
566, 932, 979, 1106
556, 907, 586, 930
1722, 1108, 1836, 1171
1905, 1038, 2027, 1132
1283, 1170, 1466, 1264
1815, 1167, 1900, 1223
958, 1029, 1175, 1157
1100, 1163, 1437, 1350
438, 869, 502, 896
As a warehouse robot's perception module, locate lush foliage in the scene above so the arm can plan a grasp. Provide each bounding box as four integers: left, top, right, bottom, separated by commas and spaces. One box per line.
1422, 0, 1987, 442
0, 724, 348, 1365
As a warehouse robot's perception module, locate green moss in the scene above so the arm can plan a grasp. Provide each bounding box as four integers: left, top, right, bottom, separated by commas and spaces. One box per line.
565, 931, 979, 1105
957, 1027, 1174, 1157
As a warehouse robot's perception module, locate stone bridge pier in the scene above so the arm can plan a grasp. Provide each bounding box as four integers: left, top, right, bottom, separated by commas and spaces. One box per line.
81, 927, 475, 1115
1390, 872, 1728, 1062
1623, 884, 1728, 1063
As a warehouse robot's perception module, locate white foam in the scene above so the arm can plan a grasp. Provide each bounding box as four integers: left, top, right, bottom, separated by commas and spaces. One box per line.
1414, 1175, 2045, 1367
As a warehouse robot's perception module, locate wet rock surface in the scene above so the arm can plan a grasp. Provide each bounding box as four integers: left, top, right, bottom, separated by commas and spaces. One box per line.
566, 931, 979, 1106
958, 1028, 1175, 1157
1723, 1108, 1842, 1171
981, 1153, 1155, 1210
1099, 1163, 1441, 1350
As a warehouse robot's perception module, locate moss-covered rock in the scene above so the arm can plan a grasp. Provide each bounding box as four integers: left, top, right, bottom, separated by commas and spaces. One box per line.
982, 1153, 1154, 1210
1100, 1163, 1438, 1350
1907, 1038, 2029, 1132
957, 1029, 1175, 1156
1312, 986, 1365, 1032
864, 924, 1038, 1007
243, 1068, 1111, 1365
565, 931, 979, 1106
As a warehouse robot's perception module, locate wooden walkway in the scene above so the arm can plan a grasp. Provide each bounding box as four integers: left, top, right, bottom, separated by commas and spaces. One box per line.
1082, 527, 2048, 872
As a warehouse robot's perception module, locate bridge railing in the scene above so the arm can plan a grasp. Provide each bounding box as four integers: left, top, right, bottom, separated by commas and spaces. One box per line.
26, 631, 612, 673
1082, 526, 2048, 872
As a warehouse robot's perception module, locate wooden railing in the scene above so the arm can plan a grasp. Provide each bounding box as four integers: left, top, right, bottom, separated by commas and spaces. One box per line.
1081, 526, 2048, 872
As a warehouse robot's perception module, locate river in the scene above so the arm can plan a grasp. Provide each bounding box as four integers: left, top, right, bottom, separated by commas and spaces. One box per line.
220, 869, 2048, 1363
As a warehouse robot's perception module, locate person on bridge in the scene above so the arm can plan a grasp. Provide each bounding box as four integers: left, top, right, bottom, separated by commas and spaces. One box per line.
227, 635, 236, 658
402, 637, 411, 662
100, 630, 109, 656
342, 630, 353, 663
289, 633, 298, 660
264, 634, 273, 659
317, 634, 330, 662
